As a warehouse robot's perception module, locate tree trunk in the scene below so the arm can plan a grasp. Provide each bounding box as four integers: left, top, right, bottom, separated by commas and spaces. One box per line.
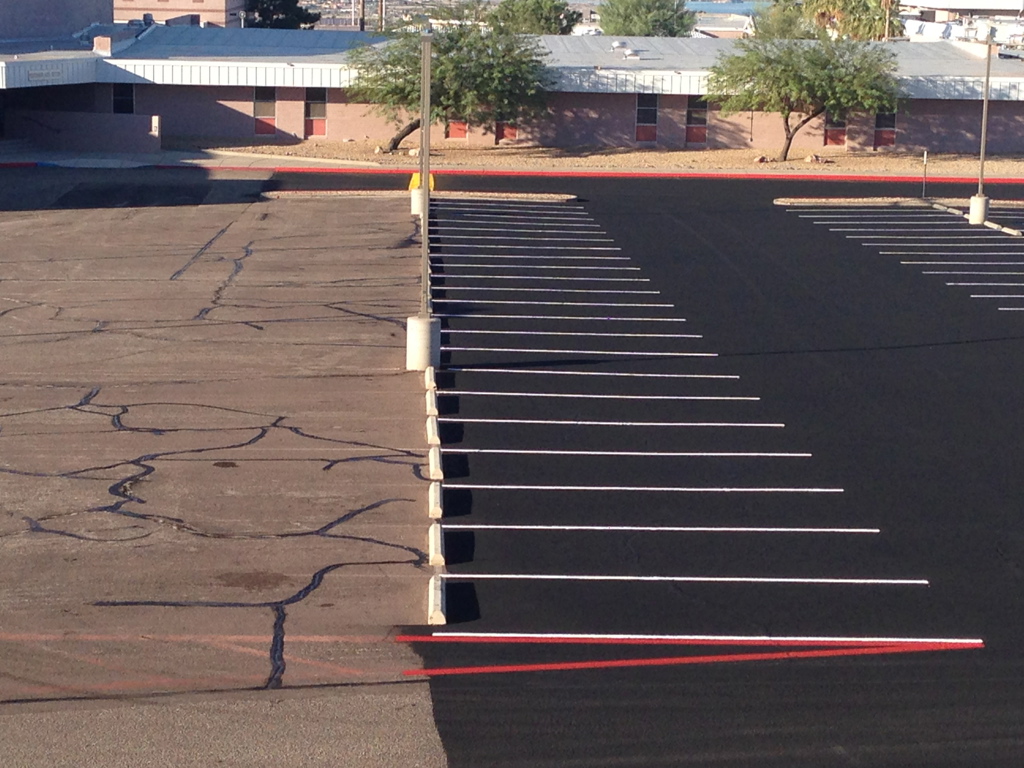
386, 118, 422, 153
777, 108, 825, 162
779, 116, 795, 163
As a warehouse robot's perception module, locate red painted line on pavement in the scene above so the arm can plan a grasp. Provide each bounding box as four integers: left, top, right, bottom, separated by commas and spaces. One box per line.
401, 641, 982, 677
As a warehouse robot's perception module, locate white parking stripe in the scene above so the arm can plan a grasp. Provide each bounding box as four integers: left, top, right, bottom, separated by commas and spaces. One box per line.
432, 287, 661, 294
437, 314, 687, 321
441, 524, 874, 533
925, 274, 1024, 278
901, 261, 1024, 265
445, 484, 839, 493
443, 449, 803, 457
882, 251, 1024, 256
434, 263, 640, 269
443, 368, 737, 379
432, 300, 674, 307
433, 254, 630, 261
873, 243, 1023, 248
946, 282, 1024, 286
838, 232, 996, 236
969, 295, 1024, 298
439, 418, 781, 427
432, 631, 982, 644
433, 275, 651, 281
443, 391, 758, 401
440, 347, 712, 357
435, 225, 602, 231
440, 574, 915, 585
439, 244, 623, 251
444, 330, 699, 338
434, 235, 616, 243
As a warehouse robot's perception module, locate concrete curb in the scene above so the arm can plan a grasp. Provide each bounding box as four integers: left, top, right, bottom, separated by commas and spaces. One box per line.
426, 416, 440, 447
428, 446, 443, 481
427, 573, 447, 626
428, 481, 443, 519
428, 522, 446, 567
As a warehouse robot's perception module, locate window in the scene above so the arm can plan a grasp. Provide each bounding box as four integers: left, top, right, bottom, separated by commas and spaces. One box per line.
254, 86, 276, 135
446, 120, 468, 139
874, 112, 897, 148
304, 87, 327, 137
686, 95, 708, 144
824, 112, 847, 146
495, 122, 517, 142
636, 93, 657, 142
112, 83, 134, 115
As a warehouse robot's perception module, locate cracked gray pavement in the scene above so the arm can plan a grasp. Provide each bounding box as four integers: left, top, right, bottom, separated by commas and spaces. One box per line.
0, 181, 445, 767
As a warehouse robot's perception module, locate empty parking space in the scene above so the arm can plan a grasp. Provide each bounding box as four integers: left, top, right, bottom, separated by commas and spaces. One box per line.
419, 196, 981, 657
787, 202, 1024, 312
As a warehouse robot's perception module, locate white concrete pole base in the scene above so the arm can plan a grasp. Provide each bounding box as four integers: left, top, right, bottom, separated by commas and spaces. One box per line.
411, 187, 423, 217
969, 194, 990, 225
406, 315, 440, 371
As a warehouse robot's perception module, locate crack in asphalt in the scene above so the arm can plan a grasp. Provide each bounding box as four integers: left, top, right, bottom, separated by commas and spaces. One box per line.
0, 387, 428, 687
94, 557, 423, 690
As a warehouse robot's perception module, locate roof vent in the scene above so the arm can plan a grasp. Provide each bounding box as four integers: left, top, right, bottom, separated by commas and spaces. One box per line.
611, 40, 628, 51
623, 48, 639, 59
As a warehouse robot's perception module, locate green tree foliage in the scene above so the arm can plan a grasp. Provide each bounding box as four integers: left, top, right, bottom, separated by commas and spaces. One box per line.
490, 0, 583, 35
752, 0, 819, 39
707, 36, 899, 160
599, 0, 696, 37
347, 21, 553, 151
245, 0, 321, 29
801, 0, 903, 40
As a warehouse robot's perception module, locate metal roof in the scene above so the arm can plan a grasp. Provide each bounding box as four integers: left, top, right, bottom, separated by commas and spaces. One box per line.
115, 26, 383, 63
4, 27, 1024, 100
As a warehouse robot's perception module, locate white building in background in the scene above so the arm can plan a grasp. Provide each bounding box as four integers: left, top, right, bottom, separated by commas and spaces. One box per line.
113, 0, 247, 28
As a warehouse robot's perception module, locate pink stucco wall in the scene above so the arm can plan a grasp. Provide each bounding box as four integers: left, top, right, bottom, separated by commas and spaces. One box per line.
8, 110, 160, 152
528, 92, 641, 147
135, 84, 254, 139
709, 108, 833, 155
42, 81, 1024, 157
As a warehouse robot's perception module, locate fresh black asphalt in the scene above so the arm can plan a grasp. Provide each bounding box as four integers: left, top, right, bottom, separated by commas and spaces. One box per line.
417, 175, 1024, 767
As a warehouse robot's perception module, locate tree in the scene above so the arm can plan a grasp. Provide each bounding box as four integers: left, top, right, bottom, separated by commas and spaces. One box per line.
599, 0, 695, 37
490, 0, 583, 35
801, 0, 903, 40
347, 22, 553, 151
707, 36, 899, 161
245, 0, 320, 29
752, 0, 819, 39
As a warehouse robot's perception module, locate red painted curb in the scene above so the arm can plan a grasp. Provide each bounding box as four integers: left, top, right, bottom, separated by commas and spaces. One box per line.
3, 161, 1022, 184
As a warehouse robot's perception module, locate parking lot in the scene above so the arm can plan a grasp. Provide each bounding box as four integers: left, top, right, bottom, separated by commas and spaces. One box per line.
403, 176, 1024, 767
0, 168, 444, 767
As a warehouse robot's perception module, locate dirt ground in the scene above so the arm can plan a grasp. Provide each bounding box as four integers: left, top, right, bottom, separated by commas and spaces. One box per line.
173, 137, 1024, 178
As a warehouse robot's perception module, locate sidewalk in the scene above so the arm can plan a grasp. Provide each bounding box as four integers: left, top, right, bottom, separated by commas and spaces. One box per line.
0, 147, 382, 170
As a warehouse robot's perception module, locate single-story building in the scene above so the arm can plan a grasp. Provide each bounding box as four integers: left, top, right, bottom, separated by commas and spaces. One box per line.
2, 22, 1024, 156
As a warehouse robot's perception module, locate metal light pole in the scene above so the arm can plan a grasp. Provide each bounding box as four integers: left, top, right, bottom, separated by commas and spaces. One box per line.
419, 31, 432, 315
405, 32, 439, 371
970, 29, 996, 224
